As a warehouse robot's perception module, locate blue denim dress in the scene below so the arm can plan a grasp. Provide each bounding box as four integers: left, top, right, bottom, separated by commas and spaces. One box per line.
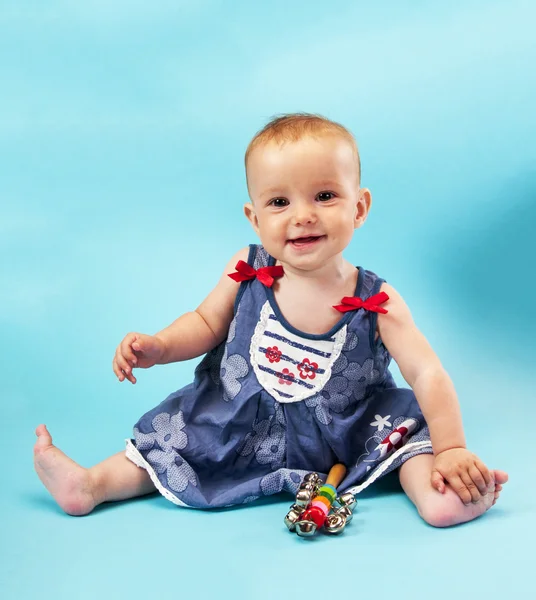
126, 244, 433, 508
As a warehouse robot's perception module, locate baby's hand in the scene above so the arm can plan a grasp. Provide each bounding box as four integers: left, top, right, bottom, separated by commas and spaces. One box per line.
112, 333, 166, 384
431, 448, 492, 505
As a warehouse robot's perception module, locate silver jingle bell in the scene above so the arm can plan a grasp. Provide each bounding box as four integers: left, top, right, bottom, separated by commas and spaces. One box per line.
324, 512, 347, 535
284, 504, 306, 531
335, 505, 353, 523
301, 472, 323, 495
295, 485, 315, 508
336, 492, 357, 512
302, 472, 320, 484
295, 519, 318, 537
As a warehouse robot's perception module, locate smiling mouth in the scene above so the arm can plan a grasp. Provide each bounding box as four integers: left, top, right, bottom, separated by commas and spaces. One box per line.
288, 235, 325, 246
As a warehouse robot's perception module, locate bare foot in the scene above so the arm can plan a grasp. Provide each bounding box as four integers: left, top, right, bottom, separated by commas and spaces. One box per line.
34, 424, 98, 516
439, 469, 508, 527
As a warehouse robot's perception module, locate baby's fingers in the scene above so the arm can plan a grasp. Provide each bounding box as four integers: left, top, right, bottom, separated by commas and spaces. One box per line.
448, 474, 473, 505
114, 350, 137, 384
460, 471, 482, 504
120, 333, 139, 366
112, 356, 124, 381
475, 459, 492, 487
125, 370, 137, 384
468, 464, 488, 496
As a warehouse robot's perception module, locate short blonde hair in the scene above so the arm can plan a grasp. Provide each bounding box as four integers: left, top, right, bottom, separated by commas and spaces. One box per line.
245, 112, 361, 184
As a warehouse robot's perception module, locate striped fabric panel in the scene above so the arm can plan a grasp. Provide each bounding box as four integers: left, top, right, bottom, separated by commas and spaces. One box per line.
257, 364, 315, 389
272, 388, 294, 399
251, 301, 347, 403
263, 330, 333, 358
256, 311, 339, 400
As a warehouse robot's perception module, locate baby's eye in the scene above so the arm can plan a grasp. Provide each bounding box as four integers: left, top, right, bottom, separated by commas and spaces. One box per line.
316, 191, 335, 202
269, 198, 289, 207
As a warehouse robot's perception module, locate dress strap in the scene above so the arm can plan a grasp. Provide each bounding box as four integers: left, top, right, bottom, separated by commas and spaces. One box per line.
232, 244, 274, 313
341, 268, 388, 352
251, 244, 271, 270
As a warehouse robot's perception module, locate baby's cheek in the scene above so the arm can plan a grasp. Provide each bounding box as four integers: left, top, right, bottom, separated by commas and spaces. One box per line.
259, 223, 283, 247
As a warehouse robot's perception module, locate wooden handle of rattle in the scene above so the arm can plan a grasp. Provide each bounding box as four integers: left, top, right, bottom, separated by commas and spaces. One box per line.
326, 463, 346, 488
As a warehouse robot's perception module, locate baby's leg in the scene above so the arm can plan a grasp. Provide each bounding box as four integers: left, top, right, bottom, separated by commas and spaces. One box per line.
34, 424, 155, 516
399, 454, 508, 528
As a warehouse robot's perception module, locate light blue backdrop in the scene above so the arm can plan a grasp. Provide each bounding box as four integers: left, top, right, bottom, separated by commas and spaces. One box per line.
1, 1, 534, 598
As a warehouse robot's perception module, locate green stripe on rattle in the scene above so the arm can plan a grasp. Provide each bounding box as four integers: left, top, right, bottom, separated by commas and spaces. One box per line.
318, 485, 336, 502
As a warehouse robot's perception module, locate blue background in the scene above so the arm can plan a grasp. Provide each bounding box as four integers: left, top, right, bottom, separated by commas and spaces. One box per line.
1, 1, 535, 598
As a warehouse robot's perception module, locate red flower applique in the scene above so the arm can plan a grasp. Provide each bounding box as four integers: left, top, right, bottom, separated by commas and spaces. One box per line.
297, 358, 318, 380
278, 368, 295, 385
265, 346, 282, 363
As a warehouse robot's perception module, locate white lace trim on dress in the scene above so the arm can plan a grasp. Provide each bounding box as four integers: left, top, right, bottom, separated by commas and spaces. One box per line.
125, 439, 191, 508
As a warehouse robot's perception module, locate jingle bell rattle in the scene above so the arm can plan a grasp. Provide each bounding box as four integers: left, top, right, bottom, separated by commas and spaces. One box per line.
284, 463, 357, 537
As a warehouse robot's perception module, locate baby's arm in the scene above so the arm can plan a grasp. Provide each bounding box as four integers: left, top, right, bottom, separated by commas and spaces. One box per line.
377, 283, 465, 454
377, 282, 492, 502
113, 247, 248, 382
154, 247, 249, 363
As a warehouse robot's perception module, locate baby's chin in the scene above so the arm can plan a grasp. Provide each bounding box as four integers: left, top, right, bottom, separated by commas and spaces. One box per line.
276, 252, 335, 273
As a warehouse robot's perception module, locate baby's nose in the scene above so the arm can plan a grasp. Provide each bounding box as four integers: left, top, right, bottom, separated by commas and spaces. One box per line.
291, 204, 317, 225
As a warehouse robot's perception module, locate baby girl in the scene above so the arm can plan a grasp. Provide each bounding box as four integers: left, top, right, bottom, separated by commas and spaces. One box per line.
34, 113, 508, 527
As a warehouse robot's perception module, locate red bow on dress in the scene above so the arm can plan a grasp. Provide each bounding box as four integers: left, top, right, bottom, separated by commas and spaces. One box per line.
227, 260, 284, 288
333, 291, 389, 314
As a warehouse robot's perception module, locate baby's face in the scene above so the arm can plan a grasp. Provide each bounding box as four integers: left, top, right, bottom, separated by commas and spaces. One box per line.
245, 135, 369, 271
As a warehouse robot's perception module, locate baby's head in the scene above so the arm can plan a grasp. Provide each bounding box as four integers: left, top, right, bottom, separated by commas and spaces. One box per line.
244, 113, 371, 271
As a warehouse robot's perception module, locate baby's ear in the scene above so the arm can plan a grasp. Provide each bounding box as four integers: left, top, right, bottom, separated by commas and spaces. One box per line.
244, 202, 260, 234
355, 188, 372, 229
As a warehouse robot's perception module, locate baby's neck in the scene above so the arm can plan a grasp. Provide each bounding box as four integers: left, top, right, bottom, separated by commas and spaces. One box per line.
272, 256, 359, 335
277, 255, 354, 288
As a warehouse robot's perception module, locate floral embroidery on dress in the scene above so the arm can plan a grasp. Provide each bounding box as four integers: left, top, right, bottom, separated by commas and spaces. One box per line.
342, 331, 359, 352
194, 306, 240, 387
297, 358, 318, 380
260, 468, 307, 496
370, 414, 392, 431
242, 495, 260, 504
237, 403, 287, 469
194, 342, 225, 387
221, 351, 249, 401
134, 411, 188, 452
278, 368, 295, 385
305, 356, 380, 425
133, 411, 198, 493
219, 306, 250, 401
146, 448, 198, 493
265, 346, 282, 363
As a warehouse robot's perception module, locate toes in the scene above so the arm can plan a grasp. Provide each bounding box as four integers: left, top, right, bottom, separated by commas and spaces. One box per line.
34, 424, 53, 451
492, 481, 503, 506
493, 470, 509, 485
36, 424, 49, 437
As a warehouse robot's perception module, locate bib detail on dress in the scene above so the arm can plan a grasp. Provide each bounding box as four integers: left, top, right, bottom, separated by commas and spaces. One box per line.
250, 301, 347, 403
